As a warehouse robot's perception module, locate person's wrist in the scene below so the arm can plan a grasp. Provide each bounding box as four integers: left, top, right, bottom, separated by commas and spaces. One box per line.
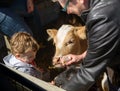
81, 51, 87, 59
77, 54, 83, 62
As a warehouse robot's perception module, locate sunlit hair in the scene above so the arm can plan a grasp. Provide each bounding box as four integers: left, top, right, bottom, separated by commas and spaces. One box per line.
10, 32, 40, 55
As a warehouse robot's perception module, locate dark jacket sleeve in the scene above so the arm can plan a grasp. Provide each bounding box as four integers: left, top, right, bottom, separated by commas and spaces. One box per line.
62, 0, 120, 91
0, 0, 15, 7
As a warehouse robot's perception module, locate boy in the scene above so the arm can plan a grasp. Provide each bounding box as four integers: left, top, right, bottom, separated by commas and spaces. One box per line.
3, 32, 42, 79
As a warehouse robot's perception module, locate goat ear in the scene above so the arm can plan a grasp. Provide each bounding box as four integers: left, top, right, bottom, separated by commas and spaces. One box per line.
46, 29, 58, 40
75, 26, 86, 40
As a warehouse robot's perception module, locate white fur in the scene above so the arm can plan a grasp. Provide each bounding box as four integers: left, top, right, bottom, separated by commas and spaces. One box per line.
102, 73, 109, 91
57, 25, 74, 49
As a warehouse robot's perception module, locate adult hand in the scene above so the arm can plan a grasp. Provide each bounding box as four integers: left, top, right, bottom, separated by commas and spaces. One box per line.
61, 51, 87, 66
27, 0, 34, 13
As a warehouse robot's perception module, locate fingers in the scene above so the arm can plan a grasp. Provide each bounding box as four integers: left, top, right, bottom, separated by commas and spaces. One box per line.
50, 81, 55, 85
60, 56, 72, 66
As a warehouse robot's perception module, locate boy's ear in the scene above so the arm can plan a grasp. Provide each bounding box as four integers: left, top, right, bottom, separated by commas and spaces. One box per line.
15, 53, 20, 59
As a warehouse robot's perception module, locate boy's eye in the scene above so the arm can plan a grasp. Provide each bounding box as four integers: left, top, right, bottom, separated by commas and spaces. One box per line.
28, 55, 33, 59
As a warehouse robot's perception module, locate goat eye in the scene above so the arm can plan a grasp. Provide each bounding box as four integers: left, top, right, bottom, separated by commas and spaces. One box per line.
69, 39, 74, 44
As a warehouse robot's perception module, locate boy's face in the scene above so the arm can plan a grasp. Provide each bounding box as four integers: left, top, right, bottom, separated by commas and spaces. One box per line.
16, 50, 37, 64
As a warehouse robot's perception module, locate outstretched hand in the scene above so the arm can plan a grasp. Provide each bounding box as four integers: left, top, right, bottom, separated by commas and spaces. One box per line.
60, 51, 87, 66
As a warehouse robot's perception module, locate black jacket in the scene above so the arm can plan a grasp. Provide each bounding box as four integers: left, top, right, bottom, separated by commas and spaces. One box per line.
0, 0, 15, 7
62, 0, 120, 91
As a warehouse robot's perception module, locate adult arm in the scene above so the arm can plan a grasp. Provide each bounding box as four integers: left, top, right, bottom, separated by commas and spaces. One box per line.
62, 1, 120, 91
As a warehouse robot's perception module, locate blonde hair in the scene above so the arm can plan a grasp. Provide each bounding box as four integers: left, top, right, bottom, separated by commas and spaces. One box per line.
10, 32, 40, 55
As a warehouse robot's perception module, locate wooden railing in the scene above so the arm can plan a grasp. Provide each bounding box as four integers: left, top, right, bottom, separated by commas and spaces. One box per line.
0, 63, 66, 91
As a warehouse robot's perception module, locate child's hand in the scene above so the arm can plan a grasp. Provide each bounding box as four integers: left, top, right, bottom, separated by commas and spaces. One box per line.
50, 80, 55, 85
